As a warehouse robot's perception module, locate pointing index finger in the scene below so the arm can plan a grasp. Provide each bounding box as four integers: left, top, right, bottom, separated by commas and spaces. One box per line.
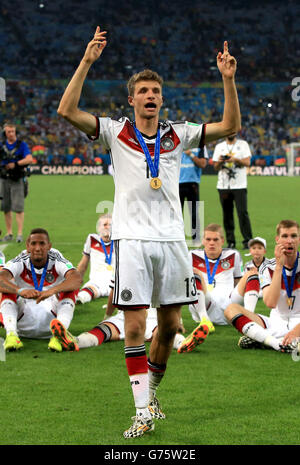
223, 41, 228, 53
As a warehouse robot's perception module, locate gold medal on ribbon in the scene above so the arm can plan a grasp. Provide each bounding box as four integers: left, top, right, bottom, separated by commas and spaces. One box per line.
106, 265, 113, 271
287, 297, 293, 308
207, 283, 214, 292
150, 177, 162, 190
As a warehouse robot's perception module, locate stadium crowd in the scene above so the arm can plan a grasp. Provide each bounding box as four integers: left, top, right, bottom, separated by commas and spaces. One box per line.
0, 0, 299, 168
1, 0, 299, 82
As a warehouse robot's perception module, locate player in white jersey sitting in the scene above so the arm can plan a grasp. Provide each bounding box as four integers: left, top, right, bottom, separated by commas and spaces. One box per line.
230, 236, 271, 313
52, 286, 186, 358
178, 223, 243, 353
0, 228, 82, 352
76, 213, 114, 304
224, 220, 300, 352
57, 26, 241, 438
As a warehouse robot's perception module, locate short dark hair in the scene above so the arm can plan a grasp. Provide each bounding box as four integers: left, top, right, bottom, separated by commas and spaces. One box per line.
276, 220, 300, 236
127, 69, 163, 97
28, 228, 50, 242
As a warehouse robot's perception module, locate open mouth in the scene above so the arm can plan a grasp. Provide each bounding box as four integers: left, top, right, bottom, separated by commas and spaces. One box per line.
284, 246, 294, 253
145, 102, 157, 109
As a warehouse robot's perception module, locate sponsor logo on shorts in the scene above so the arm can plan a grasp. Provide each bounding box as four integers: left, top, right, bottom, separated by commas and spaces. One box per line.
121, 288, 133, 302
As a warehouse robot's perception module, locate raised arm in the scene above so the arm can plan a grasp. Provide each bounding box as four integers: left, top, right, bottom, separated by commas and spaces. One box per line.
205, 41, 241, 143
77, 254, 90, 277
57, 26, 107, 136
262, 244, 285, 308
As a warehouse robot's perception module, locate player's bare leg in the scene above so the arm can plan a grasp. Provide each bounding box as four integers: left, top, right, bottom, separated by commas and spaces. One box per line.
15, 212, 24, 238
4, 212, 13, 238
150, 306, 181, 363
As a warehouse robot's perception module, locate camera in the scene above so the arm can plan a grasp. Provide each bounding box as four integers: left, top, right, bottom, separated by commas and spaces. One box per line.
0, 144, 11, 163
0, 144, 26, 181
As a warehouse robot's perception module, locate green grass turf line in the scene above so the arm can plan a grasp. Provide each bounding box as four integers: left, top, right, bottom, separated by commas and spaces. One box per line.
0, 174, 299, 445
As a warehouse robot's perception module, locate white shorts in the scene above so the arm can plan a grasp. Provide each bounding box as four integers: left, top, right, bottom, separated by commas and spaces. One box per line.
206, 292, 231, 325
258, 314, 300, 339
113, 239, 197, 308
4, 296, 59, 339
189, 290, 230, 325
103, 307, 158, 340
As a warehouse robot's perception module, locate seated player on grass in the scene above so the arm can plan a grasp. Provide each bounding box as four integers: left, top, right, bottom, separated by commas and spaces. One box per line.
76, 213, 114, 304
224, 220, 300, 352
0, 228, 82, 352
51, 287, 186, 354
230, 236, 272, 312
177, 223, 242, 353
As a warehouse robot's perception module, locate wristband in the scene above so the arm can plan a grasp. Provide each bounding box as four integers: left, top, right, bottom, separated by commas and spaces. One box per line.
17, 288, 27, 296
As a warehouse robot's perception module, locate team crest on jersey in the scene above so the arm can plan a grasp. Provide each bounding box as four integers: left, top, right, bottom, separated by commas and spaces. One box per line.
161, 137, 174, 151
45, 272, 55, 283
121, 288, 133, 302
221, 260, 230, 270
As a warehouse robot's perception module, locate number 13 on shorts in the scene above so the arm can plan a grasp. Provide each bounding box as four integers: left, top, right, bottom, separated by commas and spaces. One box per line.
185, 276, 197, 298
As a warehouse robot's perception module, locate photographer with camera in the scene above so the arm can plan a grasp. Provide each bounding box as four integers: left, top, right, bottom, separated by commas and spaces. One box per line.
213, 134, 253, 250
0, 123, 33, 243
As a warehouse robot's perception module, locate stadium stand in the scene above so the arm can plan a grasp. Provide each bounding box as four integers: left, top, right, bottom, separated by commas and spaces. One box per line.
0, 0, 299, 167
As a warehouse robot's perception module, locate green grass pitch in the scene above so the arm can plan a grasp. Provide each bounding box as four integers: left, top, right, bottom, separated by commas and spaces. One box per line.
0, 174, 299, 446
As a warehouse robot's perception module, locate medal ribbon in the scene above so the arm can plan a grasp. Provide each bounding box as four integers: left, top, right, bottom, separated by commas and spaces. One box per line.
30, 259, 49, 291
282, 251, 299, 299
204, 253, 220, 285
133, 124, 160, 178
100, 239, 113, 265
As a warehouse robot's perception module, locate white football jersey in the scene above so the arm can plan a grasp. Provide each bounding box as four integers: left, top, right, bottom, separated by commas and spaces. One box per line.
191, 248, 243, 296
4, 248, 75, 290
83, 233, 114, 281
90, 117, 205, 241
244, 257, 272, 273
259, 258, 300, 318
212, 139, 251, 189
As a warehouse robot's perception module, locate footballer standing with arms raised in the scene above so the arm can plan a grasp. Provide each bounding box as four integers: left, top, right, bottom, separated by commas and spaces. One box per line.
57, 26, 241, 438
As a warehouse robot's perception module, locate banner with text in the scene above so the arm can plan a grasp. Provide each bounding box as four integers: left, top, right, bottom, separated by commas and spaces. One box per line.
247, 166, 300, 176
29, 165, 105, 175
28, 165, 300, 176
